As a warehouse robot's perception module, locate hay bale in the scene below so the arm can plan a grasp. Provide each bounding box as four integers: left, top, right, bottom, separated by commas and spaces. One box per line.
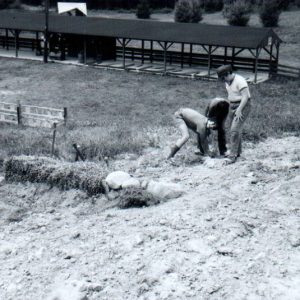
117, 187, 160, 209
4, 156, 107, 195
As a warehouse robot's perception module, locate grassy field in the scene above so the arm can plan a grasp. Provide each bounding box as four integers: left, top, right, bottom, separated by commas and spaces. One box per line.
0, 9, 299, 162
0, 57, 299, 163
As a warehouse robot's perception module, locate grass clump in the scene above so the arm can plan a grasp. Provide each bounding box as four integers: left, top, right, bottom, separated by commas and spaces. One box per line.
117, 187, 160, 209
4, 156, 108, 195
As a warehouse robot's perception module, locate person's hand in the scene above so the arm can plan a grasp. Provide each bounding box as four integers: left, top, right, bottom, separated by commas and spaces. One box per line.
235, 108, 244, 122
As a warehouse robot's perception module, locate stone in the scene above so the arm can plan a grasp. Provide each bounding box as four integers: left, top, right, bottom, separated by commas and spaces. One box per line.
146, 180, 185, 200
121, 178, 140, 189
105, 171, 132, 190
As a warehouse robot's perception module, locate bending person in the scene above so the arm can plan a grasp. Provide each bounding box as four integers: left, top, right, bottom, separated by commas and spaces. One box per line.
168, 108, 215, 159
205, 98, 229, 156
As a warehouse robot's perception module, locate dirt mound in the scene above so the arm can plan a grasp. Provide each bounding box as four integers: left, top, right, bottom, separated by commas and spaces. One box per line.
0, 136, 299, 300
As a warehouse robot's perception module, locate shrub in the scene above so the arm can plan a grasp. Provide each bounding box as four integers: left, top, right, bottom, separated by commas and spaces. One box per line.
4, 156, 108, 195
259, 0, 282, 27
0, 0, 19, 9
136, 0, 151, 19
200, 0, 223, 12
174, 0, 203, 23
223, 0, 251, 26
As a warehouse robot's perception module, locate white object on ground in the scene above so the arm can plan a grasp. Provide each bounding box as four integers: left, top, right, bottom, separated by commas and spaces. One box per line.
146, 180, 185, 200
105, 171, 132, 190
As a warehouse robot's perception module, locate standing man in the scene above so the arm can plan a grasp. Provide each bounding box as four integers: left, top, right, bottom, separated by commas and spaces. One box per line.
216, 65, 251, 163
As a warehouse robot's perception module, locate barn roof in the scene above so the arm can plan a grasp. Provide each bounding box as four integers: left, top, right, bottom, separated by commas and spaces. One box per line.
0, 11, 282, 49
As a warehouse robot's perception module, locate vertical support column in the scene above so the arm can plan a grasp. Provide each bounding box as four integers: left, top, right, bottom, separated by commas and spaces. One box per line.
163, 42, 167, 75
224, 47, 227, 65
15, 30, 19, 58
83, 36, 87, 64
142, 40, 145, 64
208, 45, 212, 77
275, 42, 280, 74
5, 29, 9, 50
269, 42, 274, 78
122, 38, 126, 69
231, 47, 235, 69
150, 40, 153, 63
189, 44, 193, 66
181, 43, 184, 68
254, 47, 259, 84
43, 0, 49, 63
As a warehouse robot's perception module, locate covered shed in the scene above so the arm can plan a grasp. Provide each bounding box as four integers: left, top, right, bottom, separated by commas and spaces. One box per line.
0, 11, 282, 82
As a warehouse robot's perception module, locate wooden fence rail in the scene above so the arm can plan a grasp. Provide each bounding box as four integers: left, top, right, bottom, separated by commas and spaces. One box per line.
0, 102, 67, 128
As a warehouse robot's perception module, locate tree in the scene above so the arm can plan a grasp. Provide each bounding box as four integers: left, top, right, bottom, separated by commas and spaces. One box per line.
174, 0, 203, 23
136, 0, 151, 19
259, 0, 282, 27
223, 0, 251, 26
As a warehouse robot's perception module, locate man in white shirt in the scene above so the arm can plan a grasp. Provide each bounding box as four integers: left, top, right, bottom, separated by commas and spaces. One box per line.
167, 108, 215, 159
216, 65, 251, 163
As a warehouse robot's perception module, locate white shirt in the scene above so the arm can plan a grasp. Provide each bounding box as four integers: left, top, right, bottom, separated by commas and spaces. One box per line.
226, 74, 251, 102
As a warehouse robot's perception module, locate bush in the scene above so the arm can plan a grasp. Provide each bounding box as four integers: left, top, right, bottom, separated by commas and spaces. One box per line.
0, 0, 19, 9
223, 0, 251, 26
4, 156, 108, 195
259, 0, 282, 27
174, 0, 203, 23
136, 0, 151, 19
200, 0, 223, 12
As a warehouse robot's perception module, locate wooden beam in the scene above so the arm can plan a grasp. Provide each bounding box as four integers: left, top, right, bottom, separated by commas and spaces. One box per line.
224, 47, 227, 64
5, 29, 9, 50
142, 40, 144, 64
189, 44, 193, 66
150, 40, 153, 63
231, 47, 235, 69
268, 42, 274, 78
254, 48, 260, 83
163, 42, 167, 75
83, 36, 87, 64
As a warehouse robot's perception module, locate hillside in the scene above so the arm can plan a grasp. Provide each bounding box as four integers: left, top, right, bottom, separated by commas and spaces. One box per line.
0, 135, 299, 300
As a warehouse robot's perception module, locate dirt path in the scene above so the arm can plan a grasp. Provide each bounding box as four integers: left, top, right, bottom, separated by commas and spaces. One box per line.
0, 136, 299, 300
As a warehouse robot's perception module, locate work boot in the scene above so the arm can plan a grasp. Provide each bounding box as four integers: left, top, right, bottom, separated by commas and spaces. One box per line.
167, 145, 180, 159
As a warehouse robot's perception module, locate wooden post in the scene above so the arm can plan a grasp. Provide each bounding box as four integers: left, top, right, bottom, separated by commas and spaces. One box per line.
181, 43, 184, 68
73, 143, 85, 161
83, 36, 87, 64
163, 42, 167, 75
269, 42, 274, 78
231, 47, 235, 69
142, 40, 144, 64
254, 47, 259, 83
224, 47, 227, 64
15, 30, 19, 58
17, 106, 21, 125
51, 123, 57, 156
189, 44, 193, 66
208, 45, 212, 77
6, 29, 9, 50
122, 38, 126, 69
150, 41, 153, 63
63, 107, 67, 125
275, 42, 280, 74
43, 0, 49, 63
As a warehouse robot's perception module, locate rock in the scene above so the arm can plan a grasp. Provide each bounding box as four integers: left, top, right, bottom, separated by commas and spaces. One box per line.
105, 171, 132, 190
146, 180, 185, 200
121, 178, 140, 189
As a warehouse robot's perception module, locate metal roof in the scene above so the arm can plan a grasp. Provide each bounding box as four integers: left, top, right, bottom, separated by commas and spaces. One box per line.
0, 11, 281, 49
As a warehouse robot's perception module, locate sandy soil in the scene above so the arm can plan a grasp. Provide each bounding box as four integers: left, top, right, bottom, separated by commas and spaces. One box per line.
0, 135, 299, 300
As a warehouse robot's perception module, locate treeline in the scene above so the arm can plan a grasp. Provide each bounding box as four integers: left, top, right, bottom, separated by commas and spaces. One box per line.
20, 0, 176, 9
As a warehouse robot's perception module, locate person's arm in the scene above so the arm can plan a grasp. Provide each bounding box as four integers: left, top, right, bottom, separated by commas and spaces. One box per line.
235, 87, 250, 122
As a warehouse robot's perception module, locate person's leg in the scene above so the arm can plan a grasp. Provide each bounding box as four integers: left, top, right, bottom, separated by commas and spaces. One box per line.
217, 119, 227, 155
168, 118, 189, 159
229, 101, 251, 159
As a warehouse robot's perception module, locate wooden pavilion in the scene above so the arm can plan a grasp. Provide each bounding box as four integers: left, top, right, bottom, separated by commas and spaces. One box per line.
0, 11, 282, 82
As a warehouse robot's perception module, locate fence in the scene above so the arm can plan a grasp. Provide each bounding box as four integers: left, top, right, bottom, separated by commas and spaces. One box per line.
273, 64, 300, 79
0, 102, 67, 128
